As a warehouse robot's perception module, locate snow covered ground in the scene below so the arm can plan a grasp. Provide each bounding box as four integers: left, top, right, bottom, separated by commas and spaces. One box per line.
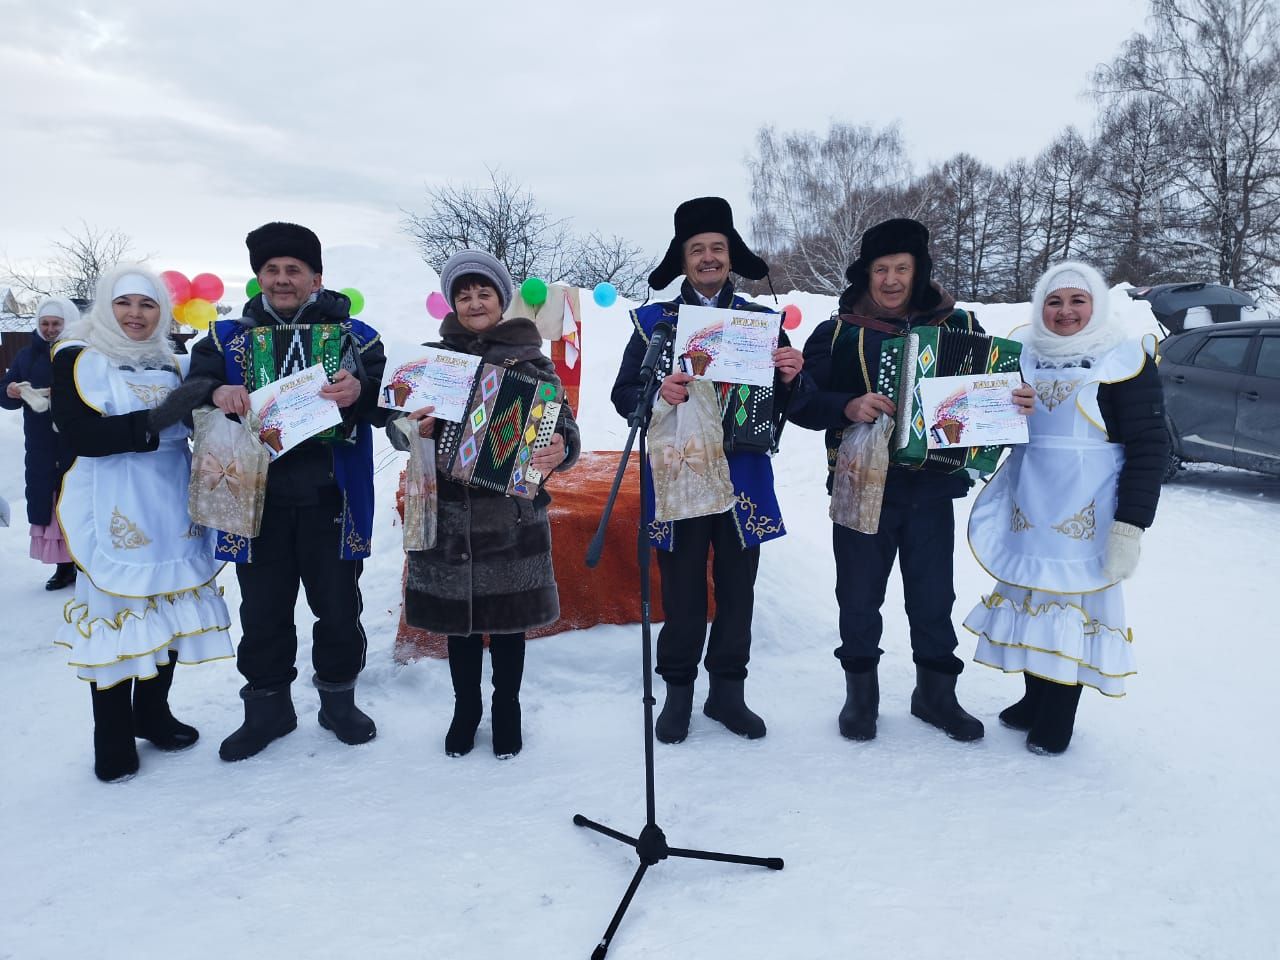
1, 267, 1277, 959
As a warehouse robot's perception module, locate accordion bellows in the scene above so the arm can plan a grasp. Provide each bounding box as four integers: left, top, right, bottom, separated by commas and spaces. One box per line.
876, 327, 1022, 476
435, 363, 564, 500
243, 323, 354, 444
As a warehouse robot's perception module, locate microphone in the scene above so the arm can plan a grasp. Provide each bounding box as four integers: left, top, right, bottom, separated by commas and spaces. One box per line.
638, 319, 674, 381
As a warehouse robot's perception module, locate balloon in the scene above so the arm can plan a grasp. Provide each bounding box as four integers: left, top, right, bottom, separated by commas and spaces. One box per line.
172, 301, 190, 325
592, 282, 618, 308
182, 298, 216, 330
161, 270, 191, 305
341, 287, 365, 316
190, 273, 225, 302
782, 304, 803, 331
426, 292, 450, 319
246, 277, 262, 298
520, 277, 548, 307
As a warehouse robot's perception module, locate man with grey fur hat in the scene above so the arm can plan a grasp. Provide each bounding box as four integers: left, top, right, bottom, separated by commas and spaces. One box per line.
189, 221, 389, 762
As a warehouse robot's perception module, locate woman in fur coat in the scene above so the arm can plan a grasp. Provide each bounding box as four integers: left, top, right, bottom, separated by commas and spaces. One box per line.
1, 297, 78, 589
964, 261, 1168, 755
388, 250, 580, 759
51, 265, 233, 781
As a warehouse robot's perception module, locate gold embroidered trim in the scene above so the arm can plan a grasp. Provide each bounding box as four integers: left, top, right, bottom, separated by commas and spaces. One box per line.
1034, 378, 1076, 411
109, 508, 152, 550
978, 590, 1133, 641
126, 382, 173, 408
62, 584, 227, 640
970, 654, 1128, 699
735, 493, 783, 538
1010, 503, 1033, 533
1052, 499, 1096, 540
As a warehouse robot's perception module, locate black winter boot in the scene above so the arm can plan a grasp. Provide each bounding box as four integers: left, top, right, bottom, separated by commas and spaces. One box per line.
655, 682, 695, 744
838, 669, 879, 741
90, 680, 139, 783
45, 562, 76, 591
703, 676, 766, 740
999, 673, 1048, 732
445, 635, 484, 757
489, 633, 525, 759
1027, 682, 1083, 755
315, 678, 377, 746
910, 664, 984, 742
219, 685, 297, 762
133, 652, 199, 750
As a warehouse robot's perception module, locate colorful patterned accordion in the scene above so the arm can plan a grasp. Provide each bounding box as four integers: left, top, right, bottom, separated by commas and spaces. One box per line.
876, 327, 1022, 475
242, 323, 355, 443
435, 363, 564, 500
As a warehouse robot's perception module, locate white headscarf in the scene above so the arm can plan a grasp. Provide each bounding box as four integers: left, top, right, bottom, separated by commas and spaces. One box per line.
33, 296, 81, 341
65, 263, 177, 367
1027, 260, 1124, 364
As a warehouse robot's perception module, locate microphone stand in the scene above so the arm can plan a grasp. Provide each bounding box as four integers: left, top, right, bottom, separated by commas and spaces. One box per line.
576, 344, 784, 959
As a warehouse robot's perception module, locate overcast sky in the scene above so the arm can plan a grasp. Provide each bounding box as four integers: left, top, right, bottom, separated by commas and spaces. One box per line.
2, 0, 1150, 288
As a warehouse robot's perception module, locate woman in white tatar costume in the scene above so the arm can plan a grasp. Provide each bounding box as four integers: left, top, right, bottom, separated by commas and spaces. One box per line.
51, 265, 233, 782
964, 261, 1169, 755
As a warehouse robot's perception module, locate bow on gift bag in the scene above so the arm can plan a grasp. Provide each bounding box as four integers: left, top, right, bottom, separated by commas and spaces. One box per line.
829, 413, 895, 535
188, 406, 270, 538
393, 418, 438, 552
648, 379, 734, 522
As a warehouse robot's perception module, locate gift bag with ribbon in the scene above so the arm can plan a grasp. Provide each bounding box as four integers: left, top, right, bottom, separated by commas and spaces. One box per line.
188, 406, 270, 538
394, 419, 438, 551
830, 413, 895, 534
648, 379, 735, 522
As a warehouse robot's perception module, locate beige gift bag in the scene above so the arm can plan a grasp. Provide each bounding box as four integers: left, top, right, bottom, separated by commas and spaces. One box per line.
394, 419, 438, 551
188, 406, 270, 538
829, 413, 895, 534
648, 379, 735, 522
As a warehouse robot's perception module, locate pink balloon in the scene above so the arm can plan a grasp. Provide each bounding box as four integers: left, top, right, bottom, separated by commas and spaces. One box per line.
160, 270, 191, 305
782, 304, 803, 330
190, 272, 225, 302
426, 291, 450, 319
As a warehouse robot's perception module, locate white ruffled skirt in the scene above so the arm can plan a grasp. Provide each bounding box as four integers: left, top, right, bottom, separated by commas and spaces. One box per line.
54, 574, 234, 689
963, 581, 1134, 697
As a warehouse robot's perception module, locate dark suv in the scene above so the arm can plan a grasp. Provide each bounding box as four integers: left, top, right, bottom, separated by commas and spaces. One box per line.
1159, 320, 1280, 479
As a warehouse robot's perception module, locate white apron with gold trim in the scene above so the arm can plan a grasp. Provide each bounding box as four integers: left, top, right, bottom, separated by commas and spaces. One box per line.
54, 346, 232, 687
964, 339, 1149, 697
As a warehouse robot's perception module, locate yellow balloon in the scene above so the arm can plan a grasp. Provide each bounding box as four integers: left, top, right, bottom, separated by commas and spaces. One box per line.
183, 298, 216, 330
172, 301, 190, 326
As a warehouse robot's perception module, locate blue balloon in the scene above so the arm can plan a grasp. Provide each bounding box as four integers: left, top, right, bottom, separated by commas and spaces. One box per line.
593, 282, 618, 308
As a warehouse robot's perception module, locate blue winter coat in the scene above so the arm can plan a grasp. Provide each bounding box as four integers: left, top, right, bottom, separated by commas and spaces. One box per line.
0, 334, 72, 525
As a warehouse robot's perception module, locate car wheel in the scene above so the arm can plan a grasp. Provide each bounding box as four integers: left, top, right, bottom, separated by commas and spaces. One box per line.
1161, 448, 1183, 483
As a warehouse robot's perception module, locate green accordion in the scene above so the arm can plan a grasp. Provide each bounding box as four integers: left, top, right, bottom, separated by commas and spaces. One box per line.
875, 326, 1022, 476
244, 323, 354, 444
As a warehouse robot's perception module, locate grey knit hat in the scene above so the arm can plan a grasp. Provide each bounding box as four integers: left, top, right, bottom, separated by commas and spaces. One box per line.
439, 249, 514, 311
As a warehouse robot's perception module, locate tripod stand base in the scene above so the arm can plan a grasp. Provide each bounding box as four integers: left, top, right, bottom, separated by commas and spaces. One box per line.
574, 813, 783, 957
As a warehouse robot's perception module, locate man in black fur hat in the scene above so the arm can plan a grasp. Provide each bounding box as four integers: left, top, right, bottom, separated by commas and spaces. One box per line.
611, 197, 806, 745
189, 221, 389, 762
788, 217, 1034, 745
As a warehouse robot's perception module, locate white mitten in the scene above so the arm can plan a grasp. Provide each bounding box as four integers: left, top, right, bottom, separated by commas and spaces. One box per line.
1103, 520, 1143, 581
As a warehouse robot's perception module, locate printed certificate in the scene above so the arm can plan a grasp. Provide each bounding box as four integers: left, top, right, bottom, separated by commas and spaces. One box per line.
917, 372, 1029, 449
249, 364, 343, 460
378, 345, 482, 422
675, 305, 781, 387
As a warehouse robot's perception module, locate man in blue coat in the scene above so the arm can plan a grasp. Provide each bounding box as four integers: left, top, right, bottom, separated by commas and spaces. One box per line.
611, 197, 805, 744
188, 222, 388, 761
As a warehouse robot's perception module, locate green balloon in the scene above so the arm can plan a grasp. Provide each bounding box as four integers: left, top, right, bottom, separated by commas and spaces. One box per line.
521, 277, 548, 307
342, 287, 365, 316
246, 277, 261, 297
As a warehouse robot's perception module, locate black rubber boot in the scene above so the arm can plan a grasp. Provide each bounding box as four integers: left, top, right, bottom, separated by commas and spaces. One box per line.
316, 679, 377, 746
445, 635, 484, 757
655, 682, 695, 744
999, 673, 1048, 732
489, 633, 525, 759
45, 562, 76, 591
219, 685, 298, 762
910, 664, 985, 742
91, 680, 140, 783
133, 652, 199, 751
1027, 682, 1083, 755
703, 676, 766, 740
838, 669, 879, 741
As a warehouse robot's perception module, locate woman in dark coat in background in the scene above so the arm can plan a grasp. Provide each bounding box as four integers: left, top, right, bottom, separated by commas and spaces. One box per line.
1, 297, 78, 589
388, 250, 580, 759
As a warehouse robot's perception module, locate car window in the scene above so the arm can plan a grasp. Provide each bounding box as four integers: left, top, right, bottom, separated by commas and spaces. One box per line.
1255, 336, 1280, 380
1192, 336, 1252, 372
1161, 334, 1202, 364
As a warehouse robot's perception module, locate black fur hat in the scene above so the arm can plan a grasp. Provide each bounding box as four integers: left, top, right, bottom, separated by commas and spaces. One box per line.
647, 196, 768, 290
246, 222, 323, 275
843, 217, 937, 310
